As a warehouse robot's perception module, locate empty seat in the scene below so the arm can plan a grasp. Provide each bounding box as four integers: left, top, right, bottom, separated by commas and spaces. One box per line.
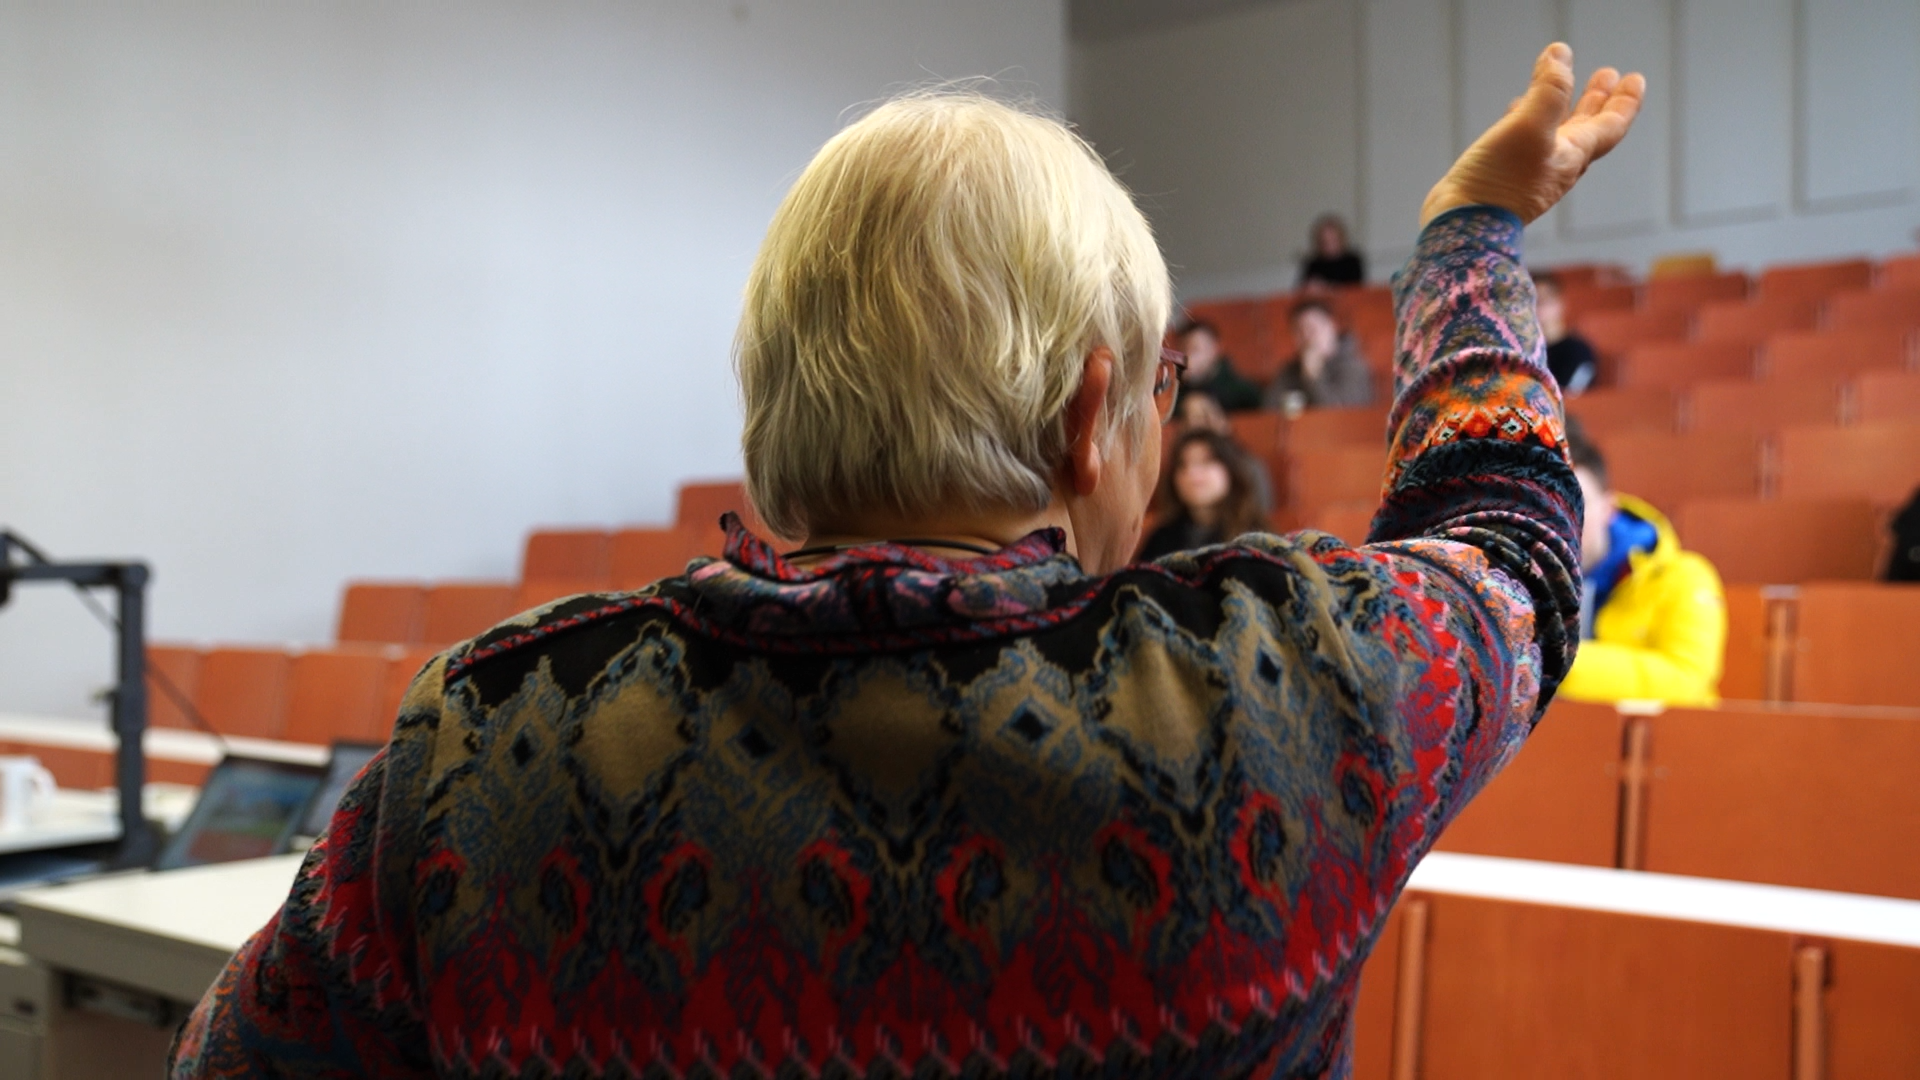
1685, 376, 1845, 435
611, 527, 695, 590
1879, 253, 1920, 291
336, 582, 427, 646
145, 644, 204, 730
1574, 308, 1692, 366
1559, 283, 1636, 323
1642, 272, 1748, 312
1755, 258, 1874, 305
1776, 421, 1920, 504
1693, 298, 1821, 345
1616, 340, 1755, 389
1677, 498, 1881, 584
1289, 446, 1385, 517
1852, 369, 1920, 423
520, 529, 613, 582
1289, 406, 1388, 450
421, 583, 518, 646
1603, 430, 1763, 515
1765, 327, 1914, 381
377, 647, 442, 736
514, 577, 611, 611
282, 647, 392, 746
1792, 583, 1920, 707
1299, 501, 1376, 546
1226, 410, 1284, 455
1824, 288, 1920, 331
1565, 387, 1680, 438
193, 647, 293, 741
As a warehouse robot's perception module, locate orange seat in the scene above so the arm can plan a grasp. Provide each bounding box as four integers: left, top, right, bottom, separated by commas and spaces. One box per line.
1287, 406, 1388, 449
1535, 263, 1625, 290
1298, 501, 1376, 546
1791, 583, 1920, 708
1226, 410, 1284, 455
1693, 298, 1821, 345
1824, 288, 1920, 331
514, 577, 611, 611
1184, 299, 1275, 381
1616, 340, 1755, 389
282, 647, 392, 746
1641, 272, 1748, 312
1776, 421, 1920, 504
1433, 699, 1623, 867
336, 582, 427, 646
1878, 253, 1920, 291
1603, 430, 1763, 515
420, 583, 518, 646
677, 480, 776, 555
1289, 445, 1384, 517
145, 644, 204, 730
377, 647, 442, 735
1718, 584, 1771, 702
1684, 376, 1845, 435
1764, 327, 1914, 381
1755, 258, 1874, 305
1677, 498, 1881, 584
610, 527, 696, 590
193, 647, 293, 741
1325, 285, 1394, 328
520, 529, 612, 582
1565, 387, 1680, 438
1574, 308, 1691, 368
1852, 369, 1920, 423
1559, 283, 1636, 323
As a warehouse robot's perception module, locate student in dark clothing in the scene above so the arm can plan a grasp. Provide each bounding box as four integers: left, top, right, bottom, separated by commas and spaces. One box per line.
1535, 270, 1598, 393
1175, 318, 1264, 411
1140, 429, 1268, 559
1298, 213, 1366, 288
1264, 298, 1377, 411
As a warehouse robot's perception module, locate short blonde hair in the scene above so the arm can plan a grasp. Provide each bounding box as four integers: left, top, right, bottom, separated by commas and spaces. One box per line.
736, 91, 1171, 540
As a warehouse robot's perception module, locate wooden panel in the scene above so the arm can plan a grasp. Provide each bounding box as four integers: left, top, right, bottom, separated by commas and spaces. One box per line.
1618, 340, 1756, 389
1643, 271, 1750, 311
1686, 377, 1845, 436
283, 648, 391, 746
1644, 703, 1920, 899
1349, 900, 1404, 1080
1576, 307, 1692, 363
1675, 0, 1791, 223
1227, 410, 1285, 456
1290, 445, 1385, 516
1800, 0, 1920, 207
1767, 328, 1915, 382
1605, 430, 1764, 516
335, 582, 427, 646
520, 529, 612, 581
1678, 498, 1880, 584
1433, 700, 1622, 867
610, 527, 696, 590
1776, 421, 1920, 505
1825, 288, 1920, 332
420, 583, 518, 647
1566, 386, 1681, 438
1852, 370, 1920, 424
193, 647, 292, 741
1288, 406, 1389, 449
1757, 260, 1877, 306
1719, 584, 1770, 702
1827, 938, 1920, 1078
1417, 893, 1793, 1080
1793, 583, 1920, 708
1696, 298, 1823, 345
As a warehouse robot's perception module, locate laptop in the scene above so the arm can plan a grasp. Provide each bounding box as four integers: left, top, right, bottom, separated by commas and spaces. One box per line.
153, 756, 327, 872
294, 741, 382, 840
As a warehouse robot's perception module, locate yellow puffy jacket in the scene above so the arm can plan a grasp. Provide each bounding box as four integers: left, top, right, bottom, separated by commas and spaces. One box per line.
1559, 494, 1727, 707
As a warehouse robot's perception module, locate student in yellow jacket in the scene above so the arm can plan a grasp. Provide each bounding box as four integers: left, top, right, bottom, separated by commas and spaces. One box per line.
1560, 417, 1727, 705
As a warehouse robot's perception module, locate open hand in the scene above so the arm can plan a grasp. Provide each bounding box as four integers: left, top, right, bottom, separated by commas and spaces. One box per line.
1421, 43, 1645, 226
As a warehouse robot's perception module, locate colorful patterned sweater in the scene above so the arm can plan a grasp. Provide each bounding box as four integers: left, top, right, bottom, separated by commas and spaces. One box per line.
171, 206, 1580, 1079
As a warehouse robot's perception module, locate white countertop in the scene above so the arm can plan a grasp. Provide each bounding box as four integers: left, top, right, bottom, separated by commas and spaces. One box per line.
0, 784, 199, 856
0, 711, 328, 766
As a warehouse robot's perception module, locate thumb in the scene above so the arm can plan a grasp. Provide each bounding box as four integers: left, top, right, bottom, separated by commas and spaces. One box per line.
1513, 42, 1575, 127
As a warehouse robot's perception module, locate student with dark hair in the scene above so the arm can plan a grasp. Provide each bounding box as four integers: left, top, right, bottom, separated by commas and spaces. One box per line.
1140, 429, 1268, 559
1299, 213, 1365, 288
1174, 318, 1263, 411
1264, 298, 1376, 411
1559, 416, 1727, 705
1534, 271, 1598, 394
1888, 486, 1920, 581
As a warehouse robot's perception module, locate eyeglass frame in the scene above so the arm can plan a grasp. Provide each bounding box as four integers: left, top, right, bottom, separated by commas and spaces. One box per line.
1153, 346, 1189, 425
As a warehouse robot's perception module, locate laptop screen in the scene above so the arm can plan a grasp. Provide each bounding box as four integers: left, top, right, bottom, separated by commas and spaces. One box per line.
155, 756, 327, 872
297, 741, 383, 838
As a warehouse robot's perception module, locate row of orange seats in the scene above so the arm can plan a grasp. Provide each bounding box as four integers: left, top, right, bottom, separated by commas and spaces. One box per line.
1183, 284, 1397, 381
143, 642, 432, 745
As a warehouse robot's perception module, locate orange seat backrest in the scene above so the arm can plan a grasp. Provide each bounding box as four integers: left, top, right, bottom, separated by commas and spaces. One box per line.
610, 527, 697, 590
1433, 699, 1622, 867
1764, 327, 1915, 381
1685, 376, 1845, 436
193, 647, 293, 741
1289, 445, 1385, 517
520, 529, 613, 582
1574, 307, 1692, 368
1185, 299, 1275, 381
1641, 272, 1749, 312
1559, 282, 1637, 324
283, 647, 393, 746
145, 644, 204, 730
1602, 429, 1763, 515
1791, 583, 1920, 708
1616, 340, 1756, 389
677, 480, 777, 555
1852, 369, 1920, 424
421, 583, 519, 646
1718, 583, 1770, 702
1878, 253, 1920, 291
1824, 287, 1920, 331
336, 582, 427, 646
1565, 387, 1680, 438
1287, 406, 1389, 450
1226, 410, 1284, 456
1677, 497, 1881, 584
1775, 420, 1920, 504
1693, 298, 1821, 345
514, 577, 611, 612
1755, 258, 1874, 305
377, 647, 443, 737
1298, 501, 1377, 546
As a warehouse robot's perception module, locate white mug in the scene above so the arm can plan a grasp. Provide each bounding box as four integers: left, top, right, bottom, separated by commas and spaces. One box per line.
0, 757, 56, 831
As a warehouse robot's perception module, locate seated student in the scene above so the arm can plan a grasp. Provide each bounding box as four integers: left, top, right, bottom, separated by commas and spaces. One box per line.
1173, 393, 1275, 513
1559, 417, 1727, 705
1534, 270, 1598, 394
1298, 213, 1365, 289
1887, 486, 1920, 581
1263, 298, 1376, 412
1139, 429, 1267, 559
1174, 318, 1263, 411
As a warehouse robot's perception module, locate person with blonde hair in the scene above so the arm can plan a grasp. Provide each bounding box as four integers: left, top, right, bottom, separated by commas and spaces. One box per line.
176, 45, 1642, 1079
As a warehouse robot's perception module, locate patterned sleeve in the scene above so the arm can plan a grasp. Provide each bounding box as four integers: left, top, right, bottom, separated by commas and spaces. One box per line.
168, 657, 446, 1078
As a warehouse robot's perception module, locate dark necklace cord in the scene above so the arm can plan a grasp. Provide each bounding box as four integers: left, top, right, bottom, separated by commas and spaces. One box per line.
783, 537, 1001, 560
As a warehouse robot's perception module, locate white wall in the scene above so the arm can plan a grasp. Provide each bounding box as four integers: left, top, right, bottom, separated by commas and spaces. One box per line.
1073, 0, 1920, 301
0, 1, 1064, 718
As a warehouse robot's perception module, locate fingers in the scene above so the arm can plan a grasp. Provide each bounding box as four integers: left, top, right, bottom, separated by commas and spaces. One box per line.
1572, 68, 1621, 119
1515, 42, 1577, 126
1565, 71, 1647, 162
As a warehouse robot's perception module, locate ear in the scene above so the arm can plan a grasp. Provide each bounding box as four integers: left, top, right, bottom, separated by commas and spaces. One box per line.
1063, 347, 1114, 497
